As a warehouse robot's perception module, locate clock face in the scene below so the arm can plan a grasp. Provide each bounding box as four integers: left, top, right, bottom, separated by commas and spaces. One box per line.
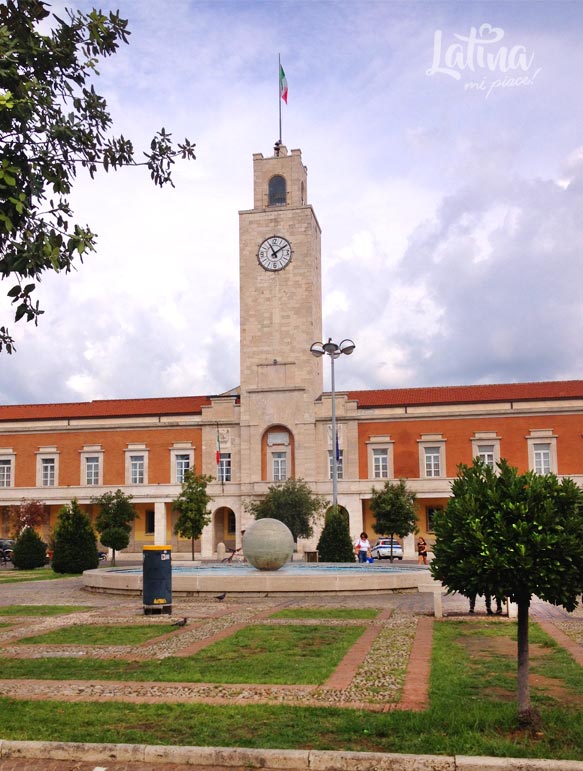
257, 236, 292, 272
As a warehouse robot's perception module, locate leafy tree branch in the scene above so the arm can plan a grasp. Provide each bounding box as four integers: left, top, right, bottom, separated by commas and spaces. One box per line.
0, 0, 196, 352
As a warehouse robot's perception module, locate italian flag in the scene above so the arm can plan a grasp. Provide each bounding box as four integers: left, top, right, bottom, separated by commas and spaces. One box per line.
216, 428, 221, 465
279, 64, 288, 104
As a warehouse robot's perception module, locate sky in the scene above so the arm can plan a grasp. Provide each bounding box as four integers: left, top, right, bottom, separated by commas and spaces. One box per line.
1, 0, 582, 404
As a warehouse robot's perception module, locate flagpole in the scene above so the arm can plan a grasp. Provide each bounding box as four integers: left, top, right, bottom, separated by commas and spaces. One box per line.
278, 53, 282, 145
216, 422, 224, 492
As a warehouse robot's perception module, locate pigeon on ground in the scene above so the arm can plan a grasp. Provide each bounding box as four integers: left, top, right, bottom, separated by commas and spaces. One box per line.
215, 592, 227, 601
171, 617, 188, 627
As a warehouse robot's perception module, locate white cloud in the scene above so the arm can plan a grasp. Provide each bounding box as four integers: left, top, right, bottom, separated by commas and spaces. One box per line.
1, 1, 582, 404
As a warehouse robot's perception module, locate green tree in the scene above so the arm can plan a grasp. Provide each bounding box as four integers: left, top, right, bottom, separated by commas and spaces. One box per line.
431, 459, 583, 726
92, 489, 137, 566
369, 479, 417, 561
51, 498, 99, 574
12, 525, 47, 569
172, 471, 213, 559
246, 478, 328, 542
317, 506, 355, 562
0, 0, 195, 353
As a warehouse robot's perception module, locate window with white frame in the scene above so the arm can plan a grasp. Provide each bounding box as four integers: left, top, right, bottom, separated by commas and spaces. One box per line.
273, 451, 287, 481
424, 447, 441, 477
42, 458, 56, 486
80, 446, 103, 487
471, 432, 501, 469
36, 448, 59, 487
0, 458, 12, 487
477, 445, 495, 468
176, 454, 190, 483
85, 456, 100, 485
328, 450, 344, 480
533, 443, 551, 475
366, 436, 394, 480
373, 448, 388, 478
418, 435, 446, 478
130, 455, 145, 484
170, 443, 194, 484
218, 453, 231, 483
124, 444, 148, 485
526, 429, 557, 475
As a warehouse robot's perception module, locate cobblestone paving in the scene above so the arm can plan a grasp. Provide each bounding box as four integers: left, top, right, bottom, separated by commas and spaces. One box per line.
0, 594, 416, 708
0, 569, 581, 713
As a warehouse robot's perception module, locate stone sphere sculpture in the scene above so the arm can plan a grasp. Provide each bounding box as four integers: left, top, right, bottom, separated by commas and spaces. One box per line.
242, 518, 294, 571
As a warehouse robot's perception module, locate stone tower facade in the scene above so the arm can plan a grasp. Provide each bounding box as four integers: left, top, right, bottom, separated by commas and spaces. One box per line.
238, 145, 323, 490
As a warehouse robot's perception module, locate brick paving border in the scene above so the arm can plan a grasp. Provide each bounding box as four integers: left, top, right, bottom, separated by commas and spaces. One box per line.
537, 620, 583, 667
396, 615, 433, 712
324, 607, 393, 689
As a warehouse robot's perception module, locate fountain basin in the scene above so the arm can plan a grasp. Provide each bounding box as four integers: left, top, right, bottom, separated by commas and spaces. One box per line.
83, 562, 430, 597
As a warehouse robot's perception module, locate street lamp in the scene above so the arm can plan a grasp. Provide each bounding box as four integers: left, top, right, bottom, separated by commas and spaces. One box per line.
310, 338, 356, 512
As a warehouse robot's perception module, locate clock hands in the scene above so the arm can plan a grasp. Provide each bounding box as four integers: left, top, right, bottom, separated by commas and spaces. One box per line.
271, 242, 288, 257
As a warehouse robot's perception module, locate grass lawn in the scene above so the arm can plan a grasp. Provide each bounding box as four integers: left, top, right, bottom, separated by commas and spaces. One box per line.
0, 615, 582, 760
0, 605, 93, 616
1, 624, 365, 685
270, 608, 378, 620
0, 568, 81, 584
17, 624, 178, 646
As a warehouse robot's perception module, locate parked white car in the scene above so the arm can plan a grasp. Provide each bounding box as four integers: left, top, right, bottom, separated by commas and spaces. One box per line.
370, 538, 403, 561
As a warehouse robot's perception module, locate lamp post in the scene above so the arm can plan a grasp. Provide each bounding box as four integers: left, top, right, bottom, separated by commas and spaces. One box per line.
310, 338, 356, 512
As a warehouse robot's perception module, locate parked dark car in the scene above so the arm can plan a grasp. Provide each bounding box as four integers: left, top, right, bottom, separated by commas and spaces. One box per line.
0, 538, 15, 563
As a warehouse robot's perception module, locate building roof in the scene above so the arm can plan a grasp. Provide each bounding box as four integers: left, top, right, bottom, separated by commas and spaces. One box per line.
346, 380, 583, 409
1, 380, 582, 423
0, 395, 213, 422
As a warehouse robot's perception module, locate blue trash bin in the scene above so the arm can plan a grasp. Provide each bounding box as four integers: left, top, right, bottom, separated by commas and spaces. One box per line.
143, 545, 172, 615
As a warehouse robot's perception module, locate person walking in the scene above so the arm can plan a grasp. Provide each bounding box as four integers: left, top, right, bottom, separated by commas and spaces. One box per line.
354, 532, 371, 563
417, 537, 428, 565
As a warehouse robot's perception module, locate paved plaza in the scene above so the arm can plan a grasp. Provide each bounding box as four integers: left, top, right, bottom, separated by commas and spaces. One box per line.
0, 567, 582, 771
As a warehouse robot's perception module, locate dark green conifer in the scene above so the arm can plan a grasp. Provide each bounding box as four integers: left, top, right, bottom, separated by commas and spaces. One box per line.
52, 499, 99, 574
317, 507, 356, 562
12, 527, 47, 570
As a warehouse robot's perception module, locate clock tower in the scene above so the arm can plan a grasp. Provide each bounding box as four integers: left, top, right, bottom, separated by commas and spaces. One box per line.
239, 145, 323, 487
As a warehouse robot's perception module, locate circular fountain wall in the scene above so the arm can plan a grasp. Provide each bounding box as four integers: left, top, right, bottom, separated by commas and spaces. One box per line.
83, 562, 430, 596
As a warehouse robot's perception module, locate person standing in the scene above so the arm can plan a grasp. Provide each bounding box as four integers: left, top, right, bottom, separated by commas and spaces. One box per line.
469, 592, 503, 615
417, 537, 428, 565
354, 532, 371, 563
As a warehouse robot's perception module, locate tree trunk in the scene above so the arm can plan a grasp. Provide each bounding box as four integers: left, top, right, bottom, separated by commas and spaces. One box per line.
516, 596, 533, 724
191, 537, 195, 561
